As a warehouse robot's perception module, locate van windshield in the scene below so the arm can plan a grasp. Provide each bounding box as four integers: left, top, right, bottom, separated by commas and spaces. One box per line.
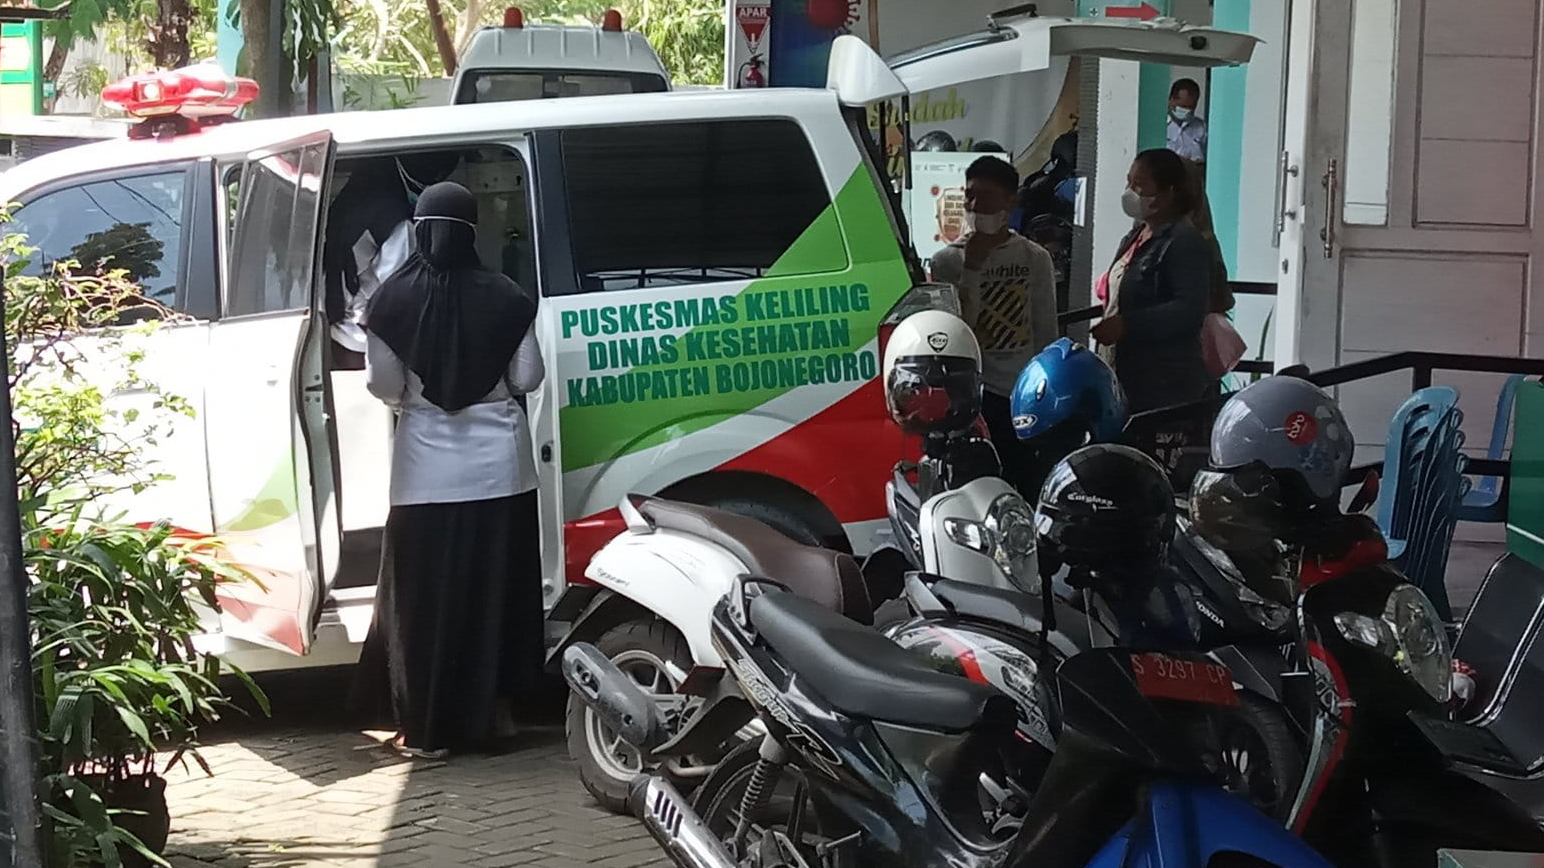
456, 69, 669, 103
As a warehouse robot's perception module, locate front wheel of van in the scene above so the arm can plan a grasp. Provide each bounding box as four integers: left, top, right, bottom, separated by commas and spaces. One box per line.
566, 619, 696, 814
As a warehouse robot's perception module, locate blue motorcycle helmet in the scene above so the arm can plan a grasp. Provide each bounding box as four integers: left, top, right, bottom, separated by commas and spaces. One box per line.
1011, 338, 1128, 447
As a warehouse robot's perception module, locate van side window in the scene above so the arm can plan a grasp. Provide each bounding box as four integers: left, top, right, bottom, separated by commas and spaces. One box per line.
226, 143, 329, 317
558, 120, 840, 293
8, 168, 210, 319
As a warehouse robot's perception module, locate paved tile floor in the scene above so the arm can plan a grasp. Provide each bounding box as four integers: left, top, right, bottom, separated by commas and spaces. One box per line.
161, 671, 667, 868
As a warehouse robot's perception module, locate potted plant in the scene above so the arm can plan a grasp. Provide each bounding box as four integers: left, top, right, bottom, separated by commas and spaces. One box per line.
29, 515, 263, 867
4, 229, 264, 867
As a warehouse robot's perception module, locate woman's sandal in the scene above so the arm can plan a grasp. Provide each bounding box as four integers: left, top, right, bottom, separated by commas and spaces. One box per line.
357, 731, 447, 760
389, 733, 448, 760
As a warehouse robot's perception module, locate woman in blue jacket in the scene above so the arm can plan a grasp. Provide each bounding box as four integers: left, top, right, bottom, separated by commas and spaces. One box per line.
1090, 148, 1213, 413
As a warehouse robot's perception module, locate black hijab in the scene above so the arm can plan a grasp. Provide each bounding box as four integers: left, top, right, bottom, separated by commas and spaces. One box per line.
365, 182, 536, 413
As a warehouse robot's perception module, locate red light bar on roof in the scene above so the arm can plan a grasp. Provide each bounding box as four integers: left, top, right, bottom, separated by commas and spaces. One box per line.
503, 6, 524, 27
102, 65, 259, 122
601, 8, 622, 30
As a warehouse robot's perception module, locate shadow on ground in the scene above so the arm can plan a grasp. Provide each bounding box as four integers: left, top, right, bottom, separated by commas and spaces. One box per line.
163, 669, 664, 867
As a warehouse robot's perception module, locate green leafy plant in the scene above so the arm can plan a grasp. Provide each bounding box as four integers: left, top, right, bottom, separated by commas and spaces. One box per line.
2, 224, 265, 867
31, 516, 264, 868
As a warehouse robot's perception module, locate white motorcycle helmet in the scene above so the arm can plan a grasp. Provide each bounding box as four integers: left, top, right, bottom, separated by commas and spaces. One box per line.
882, 310, 982, 436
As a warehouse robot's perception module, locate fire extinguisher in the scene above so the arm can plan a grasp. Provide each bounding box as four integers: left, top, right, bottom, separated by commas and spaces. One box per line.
738, 54, 766, 88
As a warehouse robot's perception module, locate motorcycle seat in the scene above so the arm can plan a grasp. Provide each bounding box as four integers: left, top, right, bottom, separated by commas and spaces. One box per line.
750, 589, 1017, 734
633, 496, 872, 624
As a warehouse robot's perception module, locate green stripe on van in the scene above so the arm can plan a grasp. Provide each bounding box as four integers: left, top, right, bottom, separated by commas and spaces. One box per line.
558, 167, 910, 473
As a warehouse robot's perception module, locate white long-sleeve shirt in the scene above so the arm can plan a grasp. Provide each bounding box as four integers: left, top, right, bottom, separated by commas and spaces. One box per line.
332, 221, 414, 354
366, 327, 545, 506
931, 233, 1059, 397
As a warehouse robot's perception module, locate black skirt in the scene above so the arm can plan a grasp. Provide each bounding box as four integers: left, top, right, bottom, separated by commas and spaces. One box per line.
353, 491, 544, 751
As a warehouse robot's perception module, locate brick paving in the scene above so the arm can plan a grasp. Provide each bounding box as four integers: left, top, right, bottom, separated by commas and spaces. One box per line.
159, 670, 668, 868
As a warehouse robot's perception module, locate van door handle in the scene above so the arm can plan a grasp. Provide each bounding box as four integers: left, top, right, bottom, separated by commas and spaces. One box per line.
541, 444, 553, 463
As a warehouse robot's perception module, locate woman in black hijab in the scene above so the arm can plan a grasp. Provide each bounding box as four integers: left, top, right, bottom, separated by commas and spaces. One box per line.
353, 181, 544, 757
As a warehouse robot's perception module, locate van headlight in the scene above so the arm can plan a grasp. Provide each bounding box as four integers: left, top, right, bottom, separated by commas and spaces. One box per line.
943, 493, 1038, 592
1333, 584, 1451, 703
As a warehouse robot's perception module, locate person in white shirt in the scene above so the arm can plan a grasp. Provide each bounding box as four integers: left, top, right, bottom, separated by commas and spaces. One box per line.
1166, 78, 1208, 167
352, 182, 544, 758
323, 152, 461, 369
930, 156, 1058, 495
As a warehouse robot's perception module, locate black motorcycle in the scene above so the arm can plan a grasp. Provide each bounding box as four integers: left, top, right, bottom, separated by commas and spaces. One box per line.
871, 442, 1306, 819
575, 576, 1337, 868
1252, 515, 1544, 868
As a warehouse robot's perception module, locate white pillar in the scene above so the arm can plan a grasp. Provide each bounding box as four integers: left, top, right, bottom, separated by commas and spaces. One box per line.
1091, 58, 1141, 302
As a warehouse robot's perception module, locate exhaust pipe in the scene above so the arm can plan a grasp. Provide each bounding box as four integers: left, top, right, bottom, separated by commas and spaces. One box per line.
629, 775, 737, 868
561, 643, 665, 752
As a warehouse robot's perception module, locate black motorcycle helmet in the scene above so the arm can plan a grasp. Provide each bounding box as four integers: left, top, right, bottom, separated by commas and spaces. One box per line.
914, 130, 959, 152
1035, 443, 1176, 581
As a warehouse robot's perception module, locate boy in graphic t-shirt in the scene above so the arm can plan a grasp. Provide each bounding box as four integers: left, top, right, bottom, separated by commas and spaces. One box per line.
930, 156, 1059, 495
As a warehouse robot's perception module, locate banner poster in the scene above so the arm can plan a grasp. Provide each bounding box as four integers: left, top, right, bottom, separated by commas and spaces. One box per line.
906, 151, 1010, 274
731, 2, 772, 88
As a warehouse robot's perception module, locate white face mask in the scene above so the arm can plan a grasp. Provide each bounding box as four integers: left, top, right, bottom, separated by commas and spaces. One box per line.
1121, 188, 1156, 220
965, 210, 1009, 235
1171, 106, 1193, 121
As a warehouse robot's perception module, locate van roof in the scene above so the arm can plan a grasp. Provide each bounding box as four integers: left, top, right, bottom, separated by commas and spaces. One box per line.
0, 87, 837, 200
457, 24, 669, 80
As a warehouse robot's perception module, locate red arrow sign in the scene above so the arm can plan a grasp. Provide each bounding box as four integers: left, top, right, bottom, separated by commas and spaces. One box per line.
1106, 2, 1160, 20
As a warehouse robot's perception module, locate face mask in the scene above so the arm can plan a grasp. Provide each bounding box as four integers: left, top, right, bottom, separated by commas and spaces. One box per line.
1122, 188, 1157, 220
965, 210, 1009, 235
1171, 106, 1193, 121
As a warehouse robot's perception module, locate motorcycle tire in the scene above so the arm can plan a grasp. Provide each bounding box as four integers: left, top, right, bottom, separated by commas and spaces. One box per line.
695, 739, 859, 868
565, 618, 697, 814
1216, 694, 1304, 822
700, 495, 830, 550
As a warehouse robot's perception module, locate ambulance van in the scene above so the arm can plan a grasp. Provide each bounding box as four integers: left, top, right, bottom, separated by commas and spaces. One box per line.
0, 13, 1255, 672
449, 7, 672, 104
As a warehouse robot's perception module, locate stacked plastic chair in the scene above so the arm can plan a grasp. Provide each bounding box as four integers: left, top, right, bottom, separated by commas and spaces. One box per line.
1456, 373, 1526, 524
1376, 387, 1472, 622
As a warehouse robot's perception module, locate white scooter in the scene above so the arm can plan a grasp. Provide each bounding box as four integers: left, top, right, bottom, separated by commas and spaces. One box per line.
550, 493, 872, 813
874, 433, 1039, 604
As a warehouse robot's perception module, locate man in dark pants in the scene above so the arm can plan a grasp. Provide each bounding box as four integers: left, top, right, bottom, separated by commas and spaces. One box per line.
930, 156, 1058, 495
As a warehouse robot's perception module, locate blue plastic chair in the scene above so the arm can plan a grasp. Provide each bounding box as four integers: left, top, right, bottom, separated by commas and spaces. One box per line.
1455, 374, 1527, 523
1376, 387, 1471, 621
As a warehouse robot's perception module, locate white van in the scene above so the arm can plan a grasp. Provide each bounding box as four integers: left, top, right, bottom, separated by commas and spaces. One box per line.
450, 7, 672, 104
0, 15, 1255, 673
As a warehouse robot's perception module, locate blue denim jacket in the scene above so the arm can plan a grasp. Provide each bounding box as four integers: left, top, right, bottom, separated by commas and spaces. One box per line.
1109, 217, 1211, 412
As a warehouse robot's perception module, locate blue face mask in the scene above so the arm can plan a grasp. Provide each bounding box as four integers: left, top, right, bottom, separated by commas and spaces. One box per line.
397, 159, 427, 205
1171, 106, 1193, 122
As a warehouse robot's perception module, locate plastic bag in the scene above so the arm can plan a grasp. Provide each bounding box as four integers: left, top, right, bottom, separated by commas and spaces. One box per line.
1200, 312, 1247, 377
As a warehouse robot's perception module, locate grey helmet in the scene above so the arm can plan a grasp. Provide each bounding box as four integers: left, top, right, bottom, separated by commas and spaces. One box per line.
1208, 375, 1354, 502
1190, 376, 1354, 551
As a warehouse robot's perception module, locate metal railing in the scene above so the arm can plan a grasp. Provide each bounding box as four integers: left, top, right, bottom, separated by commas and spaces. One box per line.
1056, 280, 1280, 375
1126, 351, 1544, 487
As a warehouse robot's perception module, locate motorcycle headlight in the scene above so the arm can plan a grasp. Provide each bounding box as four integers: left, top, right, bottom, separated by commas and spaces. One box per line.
943, 493, 1038, 592
1333, 584, 1451, 703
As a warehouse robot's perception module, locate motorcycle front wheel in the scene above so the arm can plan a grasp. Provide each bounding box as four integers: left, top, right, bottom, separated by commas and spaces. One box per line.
1214, 694, 1304, 822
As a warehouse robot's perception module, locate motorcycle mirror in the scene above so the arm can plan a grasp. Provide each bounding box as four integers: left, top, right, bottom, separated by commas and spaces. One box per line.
1347, 470, 1380, 514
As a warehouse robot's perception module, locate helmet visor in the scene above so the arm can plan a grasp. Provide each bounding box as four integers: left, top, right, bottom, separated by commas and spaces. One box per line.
1189, 462, 1291, 552
887, 357, 981, 435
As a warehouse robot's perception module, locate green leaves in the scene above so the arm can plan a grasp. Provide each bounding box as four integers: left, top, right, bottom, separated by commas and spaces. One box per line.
5, 224, 267, 867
